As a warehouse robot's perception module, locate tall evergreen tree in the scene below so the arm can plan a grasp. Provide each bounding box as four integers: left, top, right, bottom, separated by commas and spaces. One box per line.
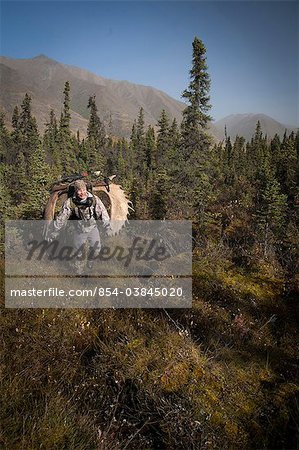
11, 106, 20, 136
85, 95, 106, 171
180, 36, 212, 173
148, 169, 170, 220
0, 113, 10, 164
135, 108, 146, 174
10, 151, 28, 206
179, 37, 213, 219
145, 125, 156, 171
25, 143, 50, 218
166, 118, 181, 173
233, 135, 246, 176
181, 36, 212, 152
168, 118, 180, 150
247, 121, 268, 181
60, 81, 71, 132
87, 95, 106, 148
295, 129, 299, 188
129, 121, 138, 158
256, 176, 287, 256
193, 170, 216, 235
10, 106, 22, 162
0, 163, 12, 246
270, 133, 281, 169
17, 93, 40, 159
43, 109, 58, 166
223, 135, 234, 185
255, 152, 287, 257
156, 109, 170, 167
276, 132, 297, 198
57, 81, 78, 174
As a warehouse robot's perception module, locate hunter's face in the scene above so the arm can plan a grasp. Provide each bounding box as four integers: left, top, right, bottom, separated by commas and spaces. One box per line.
76, 188, 88, 200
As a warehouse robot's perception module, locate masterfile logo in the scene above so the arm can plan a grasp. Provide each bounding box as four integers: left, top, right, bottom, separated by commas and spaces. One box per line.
5, 220, 192, 309
5, 220, 192, 277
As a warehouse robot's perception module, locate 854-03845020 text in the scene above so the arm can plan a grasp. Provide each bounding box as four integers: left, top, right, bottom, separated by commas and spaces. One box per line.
5, 278, 192, 308
9, 286, 185, 298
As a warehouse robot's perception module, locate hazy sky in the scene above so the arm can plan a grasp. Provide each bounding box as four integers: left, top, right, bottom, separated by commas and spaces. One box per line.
1, 1, 298, 125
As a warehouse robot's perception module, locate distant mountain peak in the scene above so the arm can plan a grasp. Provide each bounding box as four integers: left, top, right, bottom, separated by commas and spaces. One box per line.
213, 113, 295, 141
33, 54, 50, 60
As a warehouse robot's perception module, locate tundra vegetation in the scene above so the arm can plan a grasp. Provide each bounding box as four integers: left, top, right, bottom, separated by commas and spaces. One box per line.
0, 38, 298, 449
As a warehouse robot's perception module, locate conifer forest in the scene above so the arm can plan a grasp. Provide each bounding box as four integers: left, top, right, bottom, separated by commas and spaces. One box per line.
0, 38, 298, 449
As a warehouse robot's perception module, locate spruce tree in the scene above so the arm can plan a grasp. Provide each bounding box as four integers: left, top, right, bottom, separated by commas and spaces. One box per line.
255, 157, 287, 256
25, 143, 50, 218
85, 95, 106, 171
165, 118, 181, 175
232, 135, 246, 177
193, 170, 215, 235
148, 169, 170, 220
0, 113, 10, 164
181, 36, 212, 155
179, 37, 213, 221
87, 95, 106, 146
247, 121, 268, 181
270, 133, 281, 169
129, 121, 138, 161
145, 125, 156, 171
135, 108, 146, 174
43, 109, 58, 166
180, 36, 212, 176
0, 163, 12, 247
223, 135, 234, 185
10, 151, 28, 208
16, 94, 40, 160
61, 81, 71, 132
276, 132, 297, 198
168, 118, 180, 153
57, 81, 78, 174
295, 129, 299, 188
156, 109, 169, 167
11, 106, 20, 137
115, 139, 126, 180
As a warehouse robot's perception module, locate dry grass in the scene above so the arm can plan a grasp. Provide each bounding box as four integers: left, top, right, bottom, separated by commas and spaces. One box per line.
1, 252, 298, 449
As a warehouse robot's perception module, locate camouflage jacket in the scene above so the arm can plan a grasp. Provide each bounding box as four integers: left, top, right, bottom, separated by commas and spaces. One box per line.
54, 192, 111, 233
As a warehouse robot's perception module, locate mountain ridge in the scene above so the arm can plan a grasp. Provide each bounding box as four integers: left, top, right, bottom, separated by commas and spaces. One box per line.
0, 54, 186, 137
0, 55, 296, 140
213, 113, 296, 142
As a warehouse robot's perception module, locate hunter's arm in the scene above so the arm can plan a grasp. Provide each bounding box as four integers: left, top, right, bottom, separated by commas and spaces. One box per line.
53, 199, 72, 231
95, 197, 111, 229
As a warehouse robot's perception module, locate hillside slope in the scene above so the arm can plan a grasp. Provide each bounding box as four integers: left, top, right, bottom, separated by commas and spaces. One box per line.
0, 55, 185, 137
